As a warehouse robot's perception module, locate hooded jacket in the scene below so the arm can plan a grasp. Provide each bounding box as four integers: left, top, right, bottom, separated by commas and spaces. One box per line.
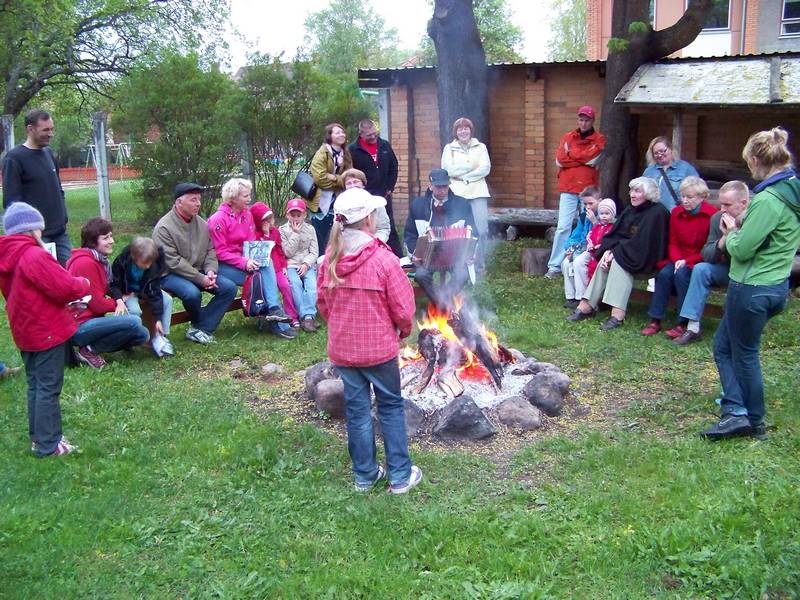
250, 203, 288, 271
727, 172, 800, 285
66, 248, 117, 323
207, 202, 257, 271
555, 128, 605, 194
109, 245, 169, 320
0, 234, 89, 351
317, 232, 415, 367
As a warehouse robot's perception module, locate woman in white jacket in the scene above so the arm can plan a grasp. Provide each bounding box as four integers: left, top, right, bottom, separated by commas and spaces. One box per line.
441, 117, 491, 270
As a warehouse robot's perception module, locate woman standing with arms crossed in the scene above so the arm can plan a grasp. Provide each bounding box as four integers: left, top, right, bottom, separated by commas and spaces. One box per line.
441, 117, 491, 272
701, 127, 800, 440
317, 187, 422, 494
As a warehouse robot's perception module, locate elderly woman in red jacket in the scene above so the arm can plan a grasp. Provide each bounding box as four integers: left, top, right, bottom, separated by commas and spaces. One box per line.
0, 203, 90, 456
640, 176, 717, 338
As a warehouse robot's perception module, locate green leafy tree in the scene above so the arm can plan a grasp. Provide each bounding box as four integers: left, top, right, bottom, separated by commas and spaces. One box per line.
419, 0, 524, 65
0, 0, 227, 153
114, 52, 241, 222
546, 0, 588, 61
235, 55, 321, 217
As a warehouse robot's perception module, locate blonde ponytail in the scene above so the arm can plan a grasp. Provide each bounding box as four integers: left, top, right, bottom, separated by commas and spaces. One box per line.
743, 127, 794, 180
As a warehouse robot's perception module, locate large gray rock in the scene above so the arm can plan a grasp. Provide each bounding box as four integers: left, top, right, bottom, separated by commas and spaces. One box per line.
433, 395, 497, 441
305, 361, 337, 402
511, 359, 559, 376
523, 371, 571, 417
373, 399, 428, 438
494, 396, 543, 431
314, 379, 345, 419
508, 348, 527, 363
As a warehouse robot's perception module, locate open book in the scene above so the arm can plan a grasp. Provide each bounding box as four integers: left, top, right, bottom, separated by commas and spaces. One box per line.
243, 240, 275, 266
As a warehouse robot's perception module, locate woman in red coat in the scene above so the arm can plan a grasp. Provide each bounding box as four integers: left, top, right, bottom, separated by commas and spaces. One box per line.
641, 176, 718, 336
0, 203, 90, 456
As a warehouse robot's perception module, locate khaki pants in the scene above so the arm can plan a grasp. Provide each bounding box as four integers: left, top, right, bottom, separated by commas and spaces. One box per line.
583, 259, 635, 311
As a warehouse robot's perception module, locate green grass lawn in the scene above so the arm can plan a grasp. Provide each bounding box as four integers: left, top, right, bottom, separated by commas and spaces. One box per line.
1, 184, 799, 598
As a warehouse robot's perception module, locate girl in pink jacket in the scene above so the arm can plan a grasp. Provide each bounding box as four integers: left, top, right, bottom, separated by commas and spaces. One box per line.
317, 188, 422, 495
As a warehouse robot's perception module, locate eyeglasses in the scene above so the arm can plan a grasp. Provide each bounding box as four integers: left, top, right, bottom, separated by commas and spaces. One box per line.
653, 148, 671, 157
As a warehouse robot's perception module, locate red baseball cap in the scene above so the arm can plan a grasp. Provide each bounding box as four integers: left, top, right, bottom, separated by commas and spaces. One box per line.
286, 198, 306, 214
577, 105, 596, 119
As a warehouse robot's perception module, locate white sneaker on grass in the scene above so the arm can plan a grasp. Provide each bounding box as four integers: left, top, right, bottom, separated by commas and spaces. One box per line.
389, 465, 423, 495
185, 327, 214, 344
354, 465, 386, 493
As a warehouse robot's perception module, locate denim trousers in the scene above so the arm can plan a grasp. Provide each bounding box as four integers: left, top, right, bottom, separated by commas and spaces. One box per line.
562, 251, 592, 300
160, 273, 238, 334
648, 262, 692, 321
43, 230, 72, 267
72, 315, 150, 352
125, 292, 174, 335
336, 358, 412, 486
287, 267, 318, 319
679, 262, 730, 323
217, 263, 289, 333
21, 342, 68, 456
311, 210, 334, 254
713, 280, 788, 426
547, 192, 580, 271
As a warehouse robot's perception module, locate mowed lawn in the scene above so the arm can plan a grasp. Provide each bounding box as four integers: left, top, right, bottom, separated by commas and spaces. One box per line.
1, 183, 798, 598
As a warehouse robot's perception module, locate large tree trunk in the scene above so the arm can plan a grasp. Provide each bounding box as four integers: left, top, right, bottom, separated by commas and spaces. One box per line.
428, 0, 489, 148
599, 0, 713, 202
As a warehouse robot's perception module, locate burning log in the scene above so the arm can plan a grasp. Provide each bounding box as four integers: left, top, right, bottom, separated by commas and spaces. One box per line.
448, 309, 506, 389
413, 328, 466, 397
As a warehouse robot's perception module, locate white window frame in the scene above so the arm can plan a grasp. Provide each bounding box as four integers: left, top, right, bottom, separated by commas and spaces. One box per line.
686, 0, 732, 31
781, 0, 800, 37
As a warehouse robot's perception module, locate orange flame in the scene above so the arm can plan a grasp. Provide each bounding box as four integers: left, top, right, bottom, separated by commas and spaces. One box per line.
397, 297, 508, 383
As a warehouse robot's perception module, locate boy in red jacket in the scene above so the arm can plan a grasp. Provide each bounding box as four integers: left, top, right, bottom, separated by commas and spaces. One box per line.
67, 218, 150, 368
318, 188, 421, 494
0, 203, 90, 456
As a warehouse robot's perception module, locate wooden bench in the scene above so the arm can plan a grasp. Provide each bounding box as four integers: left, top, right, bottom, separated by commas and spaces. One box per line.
140, 295, 244, 331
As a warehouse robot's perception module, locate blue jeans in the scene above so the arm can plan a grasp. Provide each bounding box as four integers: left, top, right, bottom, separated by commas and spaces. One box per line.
288, 266, 317, 319
217, 263, 289, 333
648, 262, 692, 321
679, 262, 730, 322
713, 280, 788, 427
125, 293, 173, 335
547, 192, 580, 272
336, 358, 412, 486
311, 210, 334, 254
72, 315, 149, 352
161, 273, 237, 334
414, 265, 469, 310
43, 230, 72, 267
21, 342, 68, 456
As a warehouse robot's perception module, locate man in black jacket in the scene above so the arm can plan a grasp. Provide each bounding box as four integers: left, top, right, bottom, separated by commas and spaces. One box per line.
2, 109, 70, 265
404, 169, 476, 309
348, 119, 403, 256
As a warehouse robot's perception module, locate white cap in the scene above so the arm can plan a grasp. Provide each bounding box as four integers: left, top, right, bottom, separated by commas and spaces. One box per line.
334, 188, 386, 225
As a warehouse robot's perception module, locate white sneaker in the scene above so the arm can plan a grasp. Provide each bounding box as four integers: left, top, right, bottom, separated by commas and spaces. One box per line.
185, 327, 214, 344
354, 465, 386, 493
389, 465, 423, 495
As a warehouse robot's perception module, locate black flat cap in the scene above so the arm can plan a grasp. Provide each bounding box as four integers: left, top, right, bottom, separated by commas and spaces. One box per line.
173, 182, 204, 200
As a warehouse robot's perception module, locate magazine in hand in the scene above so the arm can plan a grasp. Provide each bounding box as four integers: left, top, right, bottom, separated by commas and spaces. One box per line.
243, 240, 275, 266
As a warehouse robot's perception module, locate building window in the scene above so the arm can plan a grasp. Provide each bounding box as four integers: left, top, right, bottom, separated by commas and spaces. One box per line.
783, 0, 800, 36
687, 0, 730, 30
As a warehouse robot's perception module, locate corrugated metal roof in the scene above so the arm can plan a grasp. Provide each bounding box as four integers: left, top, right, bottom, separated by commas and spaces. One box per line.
615, 55, 800, 105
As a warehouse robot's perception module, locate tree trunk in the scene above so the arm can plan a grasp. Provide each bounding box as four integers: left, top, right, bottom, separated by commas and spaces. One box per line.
599, 0, 713, 202
428, 0, 489, 148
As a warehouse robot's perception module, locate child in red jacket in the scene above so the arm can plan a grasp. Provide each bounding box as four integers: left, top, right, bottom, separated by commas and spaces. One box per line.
0, 203, 90, 457
585, 198, 617, 281
250, 202, 299, 327
318, 188, 421, 494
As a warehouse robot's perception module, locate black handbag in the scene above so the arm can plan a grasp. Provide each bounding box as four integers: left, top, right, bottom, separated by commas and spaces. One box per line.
291, 170, 317, 200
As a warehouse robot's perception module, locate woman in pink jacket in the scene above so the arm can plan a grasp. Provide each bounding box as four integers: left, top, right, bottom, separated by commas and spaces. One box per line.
317, 188, 421, 495
207, 178, 296, 339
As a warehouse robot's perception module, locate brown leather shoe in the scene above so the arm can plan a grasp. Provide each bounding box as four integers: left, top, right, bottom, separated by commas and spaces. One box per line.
301, 318, 316, 333
673, 330, 700, 346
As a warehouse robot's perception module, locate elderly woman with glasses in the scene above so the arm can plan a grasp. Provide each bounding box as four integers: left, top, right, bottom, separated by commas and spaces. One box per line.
642, 136, 700, 212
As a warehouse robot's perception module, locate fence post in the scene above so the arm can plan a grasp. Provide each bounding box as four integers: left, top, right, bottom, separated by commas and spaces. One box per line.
92, 112, 111, 219
240, 133, 256, 198
1, 114, 14, 159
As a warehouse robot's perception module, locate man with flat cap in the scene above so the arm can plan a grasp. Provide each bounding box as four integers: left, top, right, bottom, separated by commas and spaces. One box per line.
404, 169, 476, 309
152, 183, 237, 344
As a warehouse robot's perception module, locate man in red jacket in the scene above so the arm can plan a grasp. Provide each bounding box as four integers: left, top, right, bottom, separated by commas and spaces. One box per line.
546, 106, 606, 278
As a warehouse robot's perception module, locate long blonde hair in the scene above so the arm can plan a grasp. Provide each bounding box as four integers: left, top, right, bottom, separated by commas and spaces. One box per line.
325, 214, 373, 288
